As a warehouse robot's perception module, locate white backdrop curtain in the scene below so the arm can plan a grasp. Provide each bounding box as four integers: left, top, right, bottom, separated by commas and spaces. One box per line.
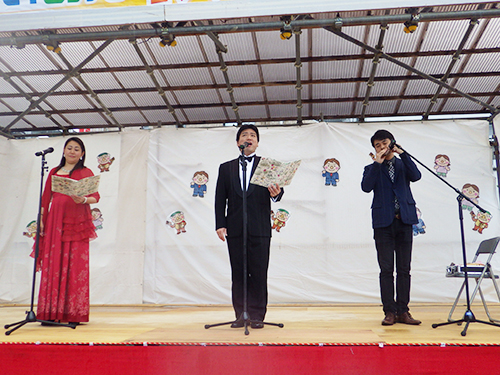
1, 120, 499, 305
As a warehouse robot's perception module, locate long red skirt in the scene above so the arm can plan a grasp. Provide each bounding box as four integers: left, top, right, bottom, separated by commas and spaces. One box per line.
37, 239, 90, 323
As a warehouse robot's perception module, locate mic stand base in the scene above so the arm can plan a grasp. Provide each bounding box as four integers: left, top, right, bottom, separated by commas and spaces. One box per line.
5, 311, 77, 336
432, 309, 500, 337
205, 312, 284, 336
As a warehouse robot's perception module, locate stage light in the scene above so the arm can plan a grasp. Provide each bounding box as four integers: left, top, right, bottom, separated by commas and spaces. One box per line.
45, 42, 61, 54
280, 16, 292, 40
403, 8, 420, 34
159, 36, 177, 47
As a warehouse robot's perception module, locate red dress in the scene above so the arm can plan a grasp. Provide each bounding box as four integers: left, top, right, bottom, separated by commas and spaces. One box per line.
36, 167, 100, 323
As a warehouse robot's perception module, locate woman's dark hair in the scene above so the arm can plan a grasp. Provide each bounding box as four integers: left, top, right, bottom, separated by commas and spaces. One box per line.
55, 137, 86, 176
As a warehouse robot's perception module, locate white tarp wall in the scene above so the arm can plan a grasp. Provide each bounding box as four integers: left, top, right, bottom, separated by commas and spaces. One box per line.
1, 120, 500, 305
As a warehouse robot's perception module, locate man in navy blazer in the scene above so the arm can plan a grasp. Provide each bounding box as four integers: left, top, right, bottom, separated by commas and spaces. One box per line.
362, 129, 422, 326
215, 125, 283, 328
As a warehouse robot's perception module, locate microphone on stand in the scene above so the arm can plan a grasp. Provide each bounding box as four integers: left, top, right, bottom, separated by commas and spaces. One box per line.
35, 147, 54, 157
239, 142, 250, 150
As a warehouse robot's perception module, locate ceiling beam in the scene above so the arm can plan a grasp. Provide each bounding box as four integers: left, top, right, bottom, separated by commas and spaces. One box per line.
328, 27, 499, 114
2, 8, 500, 46
3, 38, 116, 132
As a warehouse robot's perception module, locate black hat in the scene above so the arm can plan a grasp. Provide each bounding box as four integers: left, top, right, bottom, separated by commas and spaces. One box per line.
236, 124, 260, 142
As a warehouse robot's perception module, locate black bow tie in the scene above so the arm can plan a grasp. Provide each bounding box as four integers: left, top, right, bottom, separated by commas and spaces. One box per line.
244, 156, 255, 162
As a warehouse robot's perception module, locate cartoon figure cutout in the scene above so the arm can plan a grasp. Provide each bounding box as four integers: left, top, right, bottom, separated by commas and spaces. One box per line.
271, 209, 290, 232
412, 207, 426, 236
434, 154, 450, 177
166, 211, 187, 235
471, 210, 491, 234
461, 183, 479, 211
322, 158, 340, 186
97, 152, 115, 173
190, 171, 209, 198
23, 220, 37, 239
92, 208, 104, 231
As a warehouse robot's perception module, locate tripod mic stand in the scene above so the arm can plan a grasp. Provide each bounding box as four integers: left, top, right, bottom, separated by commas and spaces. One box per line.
205, 147, 284, 335
5, 151, 76, 335
396, 144, 500, 336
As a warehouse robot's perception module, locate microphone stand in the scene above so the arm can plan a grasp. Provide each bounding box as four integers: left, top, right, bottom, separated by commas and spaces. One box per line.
396, 144, 500, 336
5, 152, 76, 335
205, 146, 283, 335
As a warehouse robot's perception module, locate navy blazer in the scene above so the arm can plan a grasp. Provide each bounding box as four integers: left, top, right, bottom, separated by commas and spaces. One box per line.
215, 156, 284, 238
361, 153, 421, 229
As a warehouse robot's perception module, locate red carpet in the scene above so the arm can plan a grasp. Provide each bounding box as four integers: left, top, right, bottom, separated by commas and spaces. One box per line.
2, 343, 499, 375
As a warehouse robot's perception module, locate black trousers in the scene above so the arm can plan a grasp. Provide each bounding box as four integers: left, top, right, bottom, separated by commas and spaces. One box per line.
226, 236, 271, 321
374, 218, 413, 315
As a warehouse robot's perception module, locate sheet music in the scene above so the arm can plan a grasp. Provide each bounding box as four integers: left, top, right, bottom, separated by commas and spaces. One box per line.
250, 157, 301, 187
51, 175, 100, 196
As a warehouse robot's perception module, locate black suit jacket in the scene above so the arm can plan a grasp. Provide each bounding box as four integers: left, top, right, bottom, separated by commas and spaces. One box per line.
215, 156, 284, 238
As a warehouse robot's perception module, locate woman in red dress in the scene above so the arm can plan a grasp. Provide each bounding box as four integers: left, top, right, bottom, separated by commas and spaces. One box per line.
37, 137, 100, 325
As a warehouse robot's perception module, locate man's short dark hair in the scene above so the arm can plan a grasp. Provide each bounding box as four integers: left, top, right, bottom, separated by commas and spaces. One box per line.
236, 124, 260, 142
370, 129, 394, 147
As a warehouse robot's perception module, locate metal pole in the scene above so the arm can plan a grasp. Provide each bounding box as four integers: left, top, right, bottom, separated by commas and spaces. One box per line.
2, 9, 500, 46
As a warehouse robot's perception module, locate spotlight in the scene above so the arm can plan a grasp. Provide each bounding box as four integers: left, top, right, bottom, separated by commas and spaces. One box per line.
280, 16, 292, 40
159, 35, 176, 47
280, 28, 292, 40
45, 42, 61, 53
403, 20, 418, 33
403, 8, 420, 34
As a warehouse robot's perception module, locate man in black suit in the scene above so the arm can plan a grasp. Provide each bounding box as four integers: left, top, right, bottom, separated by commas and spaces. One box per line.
361, 129, 422, 326
215, 125, 283, 329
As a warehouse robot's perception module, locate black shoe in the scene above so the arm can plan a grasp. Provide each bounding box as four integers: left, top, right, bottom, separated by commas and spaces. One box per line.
251, 322, 264, 329
230, 319, 244, 328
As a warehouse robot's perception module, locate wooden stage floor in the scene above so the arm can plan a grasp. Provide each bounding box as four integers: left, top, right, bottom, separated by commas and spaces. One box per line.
2, 303, 500, 345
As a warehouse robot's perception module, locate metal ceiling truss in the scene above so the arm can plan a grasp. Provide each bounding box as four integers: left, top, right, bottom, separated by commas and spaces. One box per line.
56, 51, 123, 130
0, 6, 500, 138
3, 38, 116, 133
3, 8, 500, 47
129, 38, 182, 127
194, 20, 242, 126
325, 27, 499, 115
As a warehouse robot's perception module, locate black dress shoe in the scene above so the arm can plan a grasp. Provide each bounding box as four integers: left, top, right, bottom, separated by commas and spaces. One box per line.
250, 322, 264, 329
230, 320, 244, 328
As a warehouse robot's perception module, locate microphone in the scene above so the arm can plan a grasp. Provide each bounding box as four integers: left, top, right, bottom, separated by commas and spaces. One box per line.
388, 139, 397, 150
35, 147, 54, 157
238, 142, 249, 150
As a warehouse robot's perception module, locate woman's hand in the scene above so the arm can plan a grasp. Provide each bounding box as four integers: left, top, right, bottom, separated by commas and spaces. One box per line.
70, 195, 86, 204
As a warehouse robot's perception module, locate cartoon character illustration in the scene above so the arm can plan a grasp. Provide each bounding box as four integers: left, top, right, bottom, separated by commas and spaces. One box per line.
91, 208, 104, 231
412, 207, 426, 236
471, 210, 491, 234
271, 209, 290, 232
322, 158, 340, 186
23, 220, 37, 239
190, 171, 209, 198
97, 152, 115, 173
461, 183, 479, 211
434, 154, 450, 177
166, 211, 187, 235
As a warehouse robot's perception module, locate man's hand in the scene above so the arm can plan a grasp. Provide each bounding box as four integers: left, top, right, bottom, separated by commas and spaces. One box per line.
392, 144, 403, 155
216, 228, 227, 242
268, 183, 281, 197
